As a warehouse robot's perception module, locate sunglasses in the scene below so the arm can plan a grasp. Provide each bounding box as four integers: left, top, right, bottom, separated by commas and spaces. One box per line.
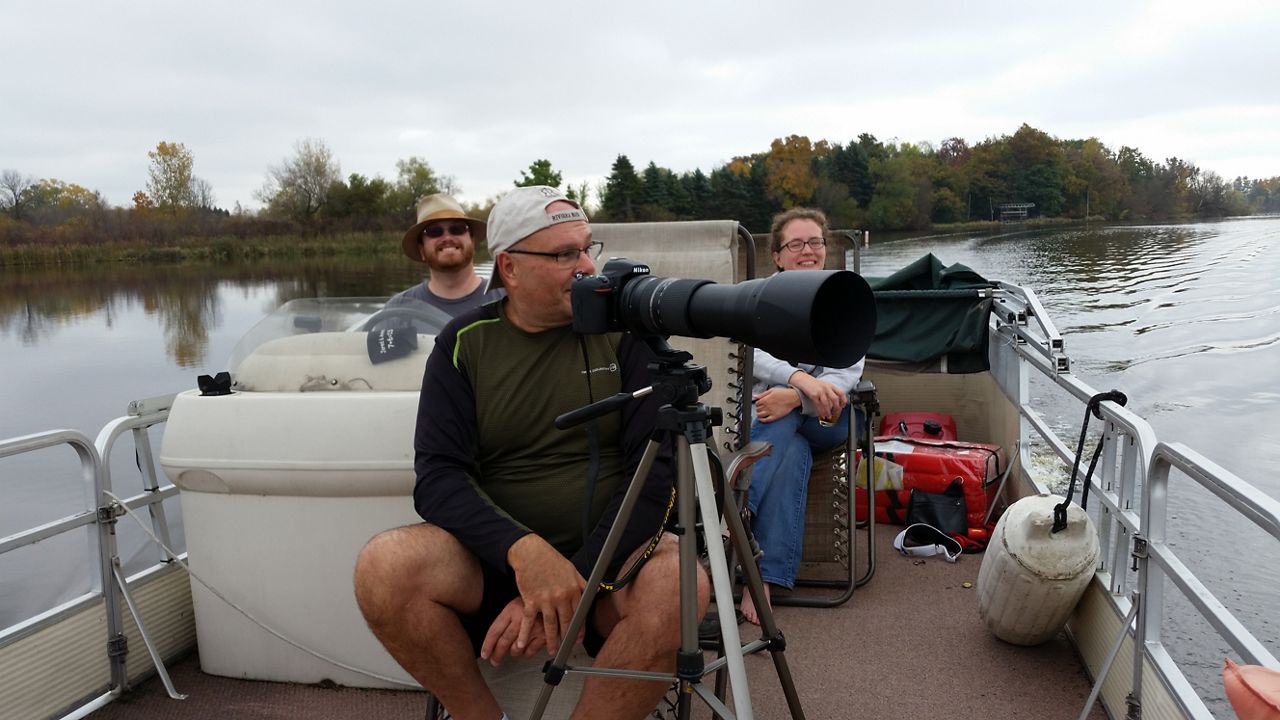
423, 222, 470, 239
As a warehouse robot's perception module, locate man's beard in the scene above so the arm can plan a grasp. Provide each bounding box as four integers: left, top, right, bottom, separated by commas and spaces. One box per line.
426, 243, 475, 271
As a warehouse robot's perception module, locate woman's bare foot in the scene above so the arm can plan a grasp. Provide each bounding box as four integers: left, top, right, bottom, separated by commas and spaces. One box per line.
740, 583, 774, 625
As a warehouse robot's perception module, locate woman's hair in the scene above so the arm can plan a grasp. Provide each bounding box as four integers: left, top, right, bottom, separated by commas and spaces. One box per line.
769, 207, 830, 254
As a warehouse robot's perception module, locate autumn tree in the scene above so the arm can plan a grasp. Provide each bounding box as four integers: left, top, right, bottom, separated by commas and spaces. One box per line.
23, 179, 107, 226
1060, 138, 1124, 219
764, 135, 822, 208
145, 141, 199, 210
515, 159, 562, 188
257, 138, 341, 223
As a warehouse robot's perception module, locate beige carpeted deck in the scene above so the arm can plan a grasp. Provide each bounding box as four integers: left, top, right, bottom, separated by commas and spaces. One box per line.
89, 530, 1107, 720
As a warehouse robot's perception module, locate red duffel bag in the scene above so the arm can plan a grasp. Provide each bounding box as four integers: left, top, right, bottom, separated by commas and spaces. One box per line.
855, 436, 1007, 535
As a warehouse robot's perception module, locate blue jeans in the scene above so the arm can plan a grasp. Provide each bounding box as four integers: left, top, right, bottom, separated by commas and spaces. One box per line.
746, 404, 853, 589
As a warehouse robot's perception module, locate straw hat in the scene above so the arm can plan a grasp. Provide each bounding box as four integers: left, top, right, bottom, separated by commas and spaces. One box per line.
401, 193, 487, 262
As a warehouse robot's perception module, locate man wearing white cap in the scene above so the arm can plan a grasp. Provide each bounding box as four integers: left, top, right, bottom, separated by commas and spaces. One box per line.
354, 186, 707, 720
389, 193, 504, 316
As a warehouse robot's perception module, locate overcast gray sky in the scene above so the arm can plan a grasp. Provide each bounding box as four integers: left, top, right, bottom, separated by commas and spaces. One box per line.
4, 0, 1278, 211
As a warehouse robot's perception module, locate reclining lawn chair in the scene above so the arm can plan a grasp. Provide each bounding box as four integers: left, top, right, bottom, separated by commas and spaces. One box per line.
745, 230, 881, 609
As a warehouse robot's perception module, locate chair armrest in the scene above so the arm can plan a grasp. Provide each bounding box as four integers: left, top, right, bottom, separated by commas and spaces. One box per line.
850, 379, 880, 416
720, 440, 772, 493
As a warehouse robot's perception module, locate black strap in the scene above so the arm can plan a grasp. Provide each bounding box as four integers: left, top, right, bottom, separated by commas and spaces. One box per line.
1053, 390, 1127, 533
884, 489, 908, 525
577, 337, 601, 547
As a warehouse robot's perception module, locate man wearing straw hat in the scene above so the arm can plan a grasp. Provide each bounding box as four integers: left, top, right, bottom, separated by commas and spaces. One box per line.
389, 193, 504, 316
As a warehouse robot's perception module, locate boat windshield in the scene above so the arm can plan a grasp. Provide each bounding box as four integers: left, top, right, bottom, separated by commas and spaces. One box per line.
225, 298, 452, 392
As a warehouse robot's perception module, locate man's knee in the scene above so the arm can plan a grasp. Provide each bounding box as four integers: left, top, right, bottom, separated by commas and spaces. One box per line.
625, 536, 708, 631
353, 524, 477, 625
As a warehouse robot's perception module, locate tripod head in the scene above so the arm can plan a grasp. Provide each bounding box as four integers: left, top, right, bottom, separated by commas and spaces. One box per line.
639, 335, 713, 411
554, 333, 720, 430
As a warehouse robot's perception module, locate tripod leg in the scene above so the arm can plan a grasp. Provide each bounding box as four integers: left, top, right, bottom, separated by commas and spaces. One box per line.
685, 437, 754, 720
526, 438, 663, 720
720, 477, 807, 719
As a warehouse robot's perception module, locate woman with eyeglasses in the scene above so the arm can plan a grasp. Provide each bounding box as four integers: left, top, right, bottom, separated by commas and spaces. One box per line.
741, 207, 866, 625
389, 193, 506, 317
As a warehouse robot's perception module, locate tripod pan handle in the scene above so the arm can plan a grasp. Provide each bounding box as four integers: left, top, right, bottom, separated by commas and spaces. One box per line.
555, 388, 651, 429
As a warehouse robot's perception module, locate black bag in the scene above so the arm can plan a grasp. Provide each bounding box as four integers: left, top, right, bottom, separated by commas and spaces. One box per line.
905, 479, 967, 536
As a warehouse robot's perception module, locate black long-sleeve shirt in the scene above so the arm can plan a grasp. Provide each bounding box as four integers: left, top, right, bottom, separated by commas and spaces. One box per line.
412, 300, 674, 579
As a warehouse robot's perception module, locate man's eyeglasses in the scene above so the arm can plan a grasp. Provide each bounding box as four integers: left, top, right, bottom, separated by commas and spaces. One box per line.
780, 237, 826, 253
423, 222, 470, 239
506, 241, 604, 268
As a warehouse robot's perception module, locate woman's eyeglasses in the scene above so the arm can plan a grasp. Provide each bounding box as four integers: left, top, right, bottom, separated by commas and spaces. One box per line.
780, 237, 826, 253
423, 223, 470, 239
506, 240, 605, 268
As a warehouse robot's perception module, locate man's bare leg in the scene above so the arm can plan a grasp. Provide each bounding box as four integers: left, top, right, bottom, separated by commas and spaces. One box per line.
354, 524, 503, 720
570, 535, 710, 720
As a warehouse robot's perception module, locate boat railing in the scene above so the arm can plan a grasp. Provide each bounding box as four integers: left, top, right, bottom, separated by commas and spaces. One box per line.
995, 281, 1280, 718
0, 394, 184, 719
994, 279, 1069, 373
1135, 442, 1280, 717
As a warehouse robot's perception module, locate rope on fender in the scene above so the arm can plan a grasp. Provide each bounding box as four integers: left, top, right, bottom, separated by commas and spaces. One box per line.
1053, 390, 1128, 533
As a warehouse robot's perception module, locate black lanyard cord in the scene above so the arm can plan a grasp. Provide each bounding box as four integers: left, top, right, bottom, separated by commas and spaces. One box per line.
1053, 390, 1127, 533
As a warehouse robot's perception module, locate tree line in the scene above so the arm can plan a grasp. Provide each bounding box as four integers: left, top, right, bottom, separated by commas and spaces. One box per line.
3, 125, 1279, 256
593, 126, 1280, 230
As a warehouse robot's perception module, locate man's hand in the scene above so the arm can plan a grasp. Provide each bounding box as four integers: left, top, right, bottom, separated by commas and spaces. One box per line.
506, 534, 587, 656
480, 597, 586, 666
754, 386, 801, 423
789, 371, 848, 420
480, 597, 544, 666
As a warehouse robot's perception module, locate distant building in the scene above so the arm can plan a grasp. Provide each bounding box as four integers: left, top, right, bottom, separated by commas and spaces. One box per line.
997, 202, 1035, 221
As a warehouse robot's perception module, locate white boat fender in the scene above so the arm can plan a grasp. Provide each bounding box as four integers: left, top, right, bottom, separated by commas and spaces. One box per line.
893, 523, 963, 562
976, 493, 1099, 646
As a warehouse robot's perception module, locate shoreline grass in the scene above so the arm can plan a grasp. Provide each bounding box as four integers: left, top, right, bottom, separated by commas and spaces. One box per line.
0, 232, 412, 268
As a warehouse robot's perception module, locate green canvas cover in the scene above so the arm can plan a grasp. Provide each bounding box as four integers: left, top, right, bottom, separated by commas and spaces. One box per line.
865, 253, 997, 373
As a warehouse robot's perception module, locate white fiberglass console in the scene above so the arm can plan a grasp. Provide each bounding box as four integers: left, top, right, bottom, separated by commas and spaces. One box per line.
160, 298, 446, 688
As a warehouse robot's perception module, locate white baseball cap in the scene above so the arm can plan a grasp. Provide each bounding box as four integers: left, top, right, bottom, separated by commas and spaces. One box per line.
486, 186, 588, 291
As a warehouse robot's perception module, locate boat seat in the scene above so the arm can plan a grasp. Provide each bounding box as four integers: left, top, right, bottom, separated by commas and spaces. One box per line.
232, 331, 434, 393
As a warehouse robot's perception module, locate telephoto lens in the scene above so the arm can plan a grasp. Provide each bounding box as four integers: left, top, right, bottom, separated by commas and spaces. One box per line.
572, 258, 876, 368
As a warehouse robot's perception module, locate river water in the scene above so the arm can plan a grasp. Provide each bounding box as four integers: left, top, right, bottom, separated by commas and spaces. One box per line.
2, 219, 1278, 709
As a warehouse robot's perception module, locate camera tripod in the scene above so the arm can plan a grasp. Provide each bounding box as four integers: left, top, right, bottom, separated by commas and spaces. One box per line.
527, 339, 805, 720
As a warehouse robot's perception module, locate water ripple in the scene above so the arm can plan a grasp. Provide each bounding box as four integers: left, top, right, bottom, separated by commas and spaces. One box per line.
1135, 301, 1280, 335
1123, 330, 1280, 369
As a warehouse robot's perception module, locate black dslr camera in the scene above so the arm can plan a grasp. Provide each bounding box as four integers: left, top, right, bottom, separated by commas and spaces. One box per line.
570, 258, 661, 335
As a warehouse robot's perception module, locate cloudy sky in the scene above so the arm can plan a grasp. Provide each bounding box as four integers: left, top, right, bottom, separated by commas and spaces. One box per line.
4, 0, 1278, 211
